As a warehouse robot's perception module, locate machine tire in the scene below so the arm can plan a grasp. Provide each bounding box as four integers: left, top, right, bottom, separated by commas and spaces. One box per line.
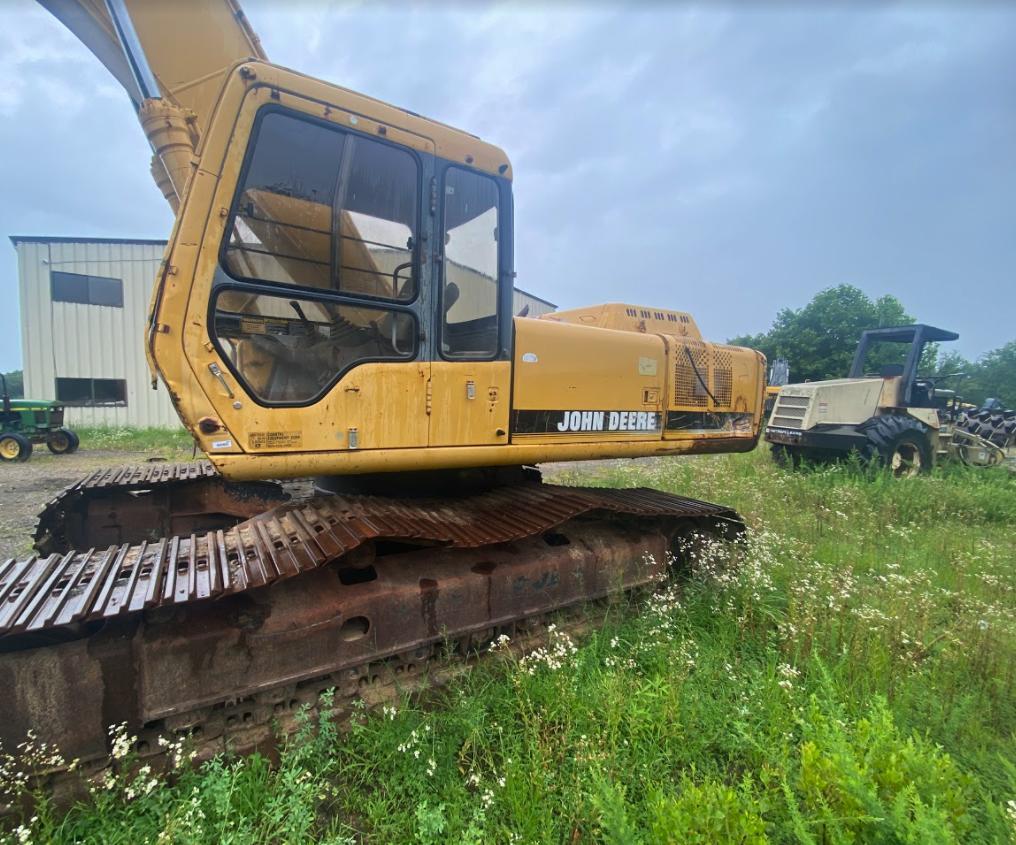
0, 432, 32, 463
770, 444, 803, 469
47, 428, 79, 455
861, 415, 932, 478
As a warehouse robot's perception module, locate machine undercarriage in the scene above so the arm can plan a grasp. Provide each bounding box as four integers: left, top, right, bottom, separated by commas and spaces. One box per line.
1, 466, 743, 785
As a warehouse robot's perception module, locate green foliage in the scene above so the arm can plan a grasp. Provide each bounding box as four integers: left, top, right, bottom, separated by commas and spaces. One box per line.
793, 697, 974, 843
73, 425, 195, 453
729, 284, 918, 381
5, 696, 355, 845
646, 778, 768, 844
978, 341, 1016, 406
731, 284, 1015, 407
938, 341, 1016, 408
2, 451, 1014, 844
0, 370, 23, 399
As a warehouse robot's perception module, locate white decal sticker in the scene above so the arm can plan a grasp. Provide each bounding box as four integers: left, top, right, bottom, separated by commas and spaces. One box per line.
211, 439, 233, 450
638, 357, 658, 376
521, 352, 538, 363
555, 411, 659, 433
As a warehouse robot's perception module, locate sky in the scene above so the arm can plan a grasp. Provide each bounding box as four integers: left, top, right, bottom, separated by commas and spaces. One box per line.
1, 0, 1014, 373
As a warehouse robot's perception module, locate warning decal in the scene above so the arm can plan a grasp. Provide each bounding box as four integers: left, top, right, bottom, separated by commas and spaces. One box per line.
249, 431, 303, 449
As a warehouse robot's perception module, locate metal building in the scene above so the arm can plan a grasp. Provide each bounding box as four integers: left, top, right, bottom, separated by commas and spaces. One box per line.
12, 235, 556, 429
12, 236, 178, 428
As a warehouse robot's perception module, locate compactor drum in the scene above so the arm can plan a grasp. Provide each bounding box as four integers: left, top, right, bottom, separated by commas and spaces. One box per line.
2, 0, 766, 780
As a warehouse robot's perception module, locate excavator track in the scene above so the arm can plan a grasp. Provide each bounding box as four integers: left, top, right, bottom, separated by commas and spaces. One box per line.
33, 461, 288, 556
9, 482, 736, 635
2, 463, 743, 794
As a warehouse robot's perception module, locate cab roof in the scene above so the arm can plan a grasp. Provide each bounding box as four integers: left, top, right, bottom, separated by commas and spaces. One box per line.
859, 324, 959, 343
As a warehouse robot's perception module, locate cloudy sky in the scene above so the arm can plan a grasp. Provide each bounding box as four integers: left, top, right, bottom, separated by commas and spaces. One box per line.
1, 1, 1013, 374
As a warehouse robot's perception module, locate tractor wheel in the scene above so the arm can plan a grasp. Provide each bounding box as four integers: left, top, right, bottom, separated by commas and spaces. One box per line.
770, 444, 803, 469
0, 432, 32, 463
46, 428, 79, 455
861, 415, 932, 478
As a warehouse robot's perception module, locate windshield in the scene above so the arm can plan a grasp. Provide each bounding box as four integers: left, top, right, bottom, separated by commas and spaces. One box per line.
223, 110, 419, 302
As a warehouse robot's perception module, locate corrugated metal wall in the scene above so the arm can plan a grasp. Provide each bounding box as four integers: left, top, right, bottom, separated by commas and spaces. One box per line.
16, 237, 555, 429
514, 288, 555, 318
16, 239, 181, 428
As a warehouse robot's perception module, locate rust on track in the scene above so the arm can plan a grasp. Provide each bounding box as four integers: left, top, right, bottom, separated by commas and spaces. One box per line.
3, 481, 737, 637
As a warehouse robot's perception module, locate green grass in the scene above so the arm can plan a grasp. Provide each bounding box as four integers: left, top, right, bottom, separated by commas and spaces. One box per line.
72, 426, 196, 455
2, 451, 1014, 843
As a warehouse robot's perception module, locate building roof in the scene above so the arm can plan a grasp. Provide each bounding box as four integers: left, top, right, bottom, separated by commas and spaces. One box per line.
10, 235, 168, 247
9, 235, 555, 307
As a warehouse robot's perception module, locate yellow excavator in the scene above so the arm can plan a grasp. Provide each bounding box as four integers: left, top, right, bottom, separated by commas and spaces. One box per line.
0, 0, 765, 775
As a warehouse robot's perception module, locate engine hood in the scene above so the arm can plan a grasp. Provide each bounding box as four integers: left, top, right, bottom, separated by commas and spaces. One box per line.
769, 378, 884, 430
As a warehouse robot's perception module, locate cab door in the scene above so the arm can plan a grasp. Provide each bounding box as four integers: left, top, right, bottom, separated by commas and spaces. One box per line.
428, 165, 511, 447
169, 86, 437, 456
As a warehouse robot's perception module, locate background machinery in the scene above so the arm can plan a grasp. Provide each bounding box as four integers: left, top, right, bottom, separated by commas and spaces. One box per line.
763, 356, 790, 418
765, 324, 1014, 474
0, 0, 765, 777
0, 372, 79, 463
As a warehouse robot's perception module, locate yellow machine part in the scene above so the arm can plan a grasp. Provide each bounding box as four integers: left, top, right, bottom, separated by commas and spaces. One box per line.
40, 0, 266, 207
136, 62, 765, 480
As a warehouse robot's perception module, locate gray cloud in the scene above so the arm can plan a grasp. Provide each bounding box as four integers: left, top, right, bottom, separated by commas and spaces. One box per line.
1, 1, 1013, 373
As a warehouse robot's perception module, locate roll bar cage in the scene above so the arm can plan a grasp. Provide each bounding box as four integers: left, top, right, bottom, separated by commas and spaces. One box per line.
848, 324, 959, 407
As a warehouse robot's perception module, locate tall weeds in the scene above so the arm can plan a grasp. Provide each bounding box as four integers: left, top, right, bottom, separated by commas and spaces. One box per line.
1, 450, 1013, 843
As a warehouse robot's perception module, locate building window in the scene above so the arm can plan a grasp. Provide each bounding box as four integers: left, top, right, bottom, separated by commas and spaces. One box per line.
50, 271, 124, 308
55, 377, 128, 406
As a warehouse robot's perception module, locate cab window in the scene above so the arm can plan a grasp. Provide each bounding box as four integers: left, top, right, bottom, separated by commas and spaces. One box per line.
212, 289, 415, 405
441, 168, 499, 358
214, 109, 419, 406
223, 111, 418, 302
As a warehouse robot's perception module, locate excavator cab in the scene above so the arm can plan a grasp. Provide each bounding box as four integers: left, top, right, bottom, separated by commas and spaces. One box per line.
142, 58, 765, 480
144, 62, 520, 474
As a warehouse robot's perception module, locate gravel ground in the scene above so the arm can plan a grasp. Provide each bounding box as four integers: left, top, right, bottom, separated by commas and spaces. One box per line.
0, 449, 194, 560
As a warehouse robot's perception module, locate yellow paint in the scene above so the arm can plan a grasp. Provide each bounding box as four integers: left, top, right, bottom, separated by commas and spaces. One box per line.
211, 435, 759, 481
540, 303, 702, 340
194, 362, 430, 456
512, 317, 664, 444
429, 362, 510, 447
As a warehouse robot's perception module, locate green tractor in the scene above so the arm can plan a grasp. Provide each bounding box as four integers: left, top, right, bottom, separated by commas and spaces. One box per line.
0, 373, 79, 463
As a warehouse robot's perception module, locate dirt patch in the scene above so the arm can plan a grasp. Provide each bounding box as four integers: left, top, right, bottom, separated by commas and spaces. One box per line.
0, 449, 193, 560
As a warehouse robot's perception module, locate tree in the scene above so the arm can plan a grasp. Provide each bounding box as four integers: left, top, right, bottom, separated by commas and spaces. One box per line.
975, 342, 1016, 406
1, 370, 23, 399
728, 285, 917, 382
734, 286, 1016, 407
938, 343, 1016, 408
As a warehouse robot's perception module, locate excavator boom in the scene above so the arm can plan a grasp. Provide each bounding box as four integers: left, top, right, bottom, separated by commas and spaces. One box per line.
39, 0, 266, 209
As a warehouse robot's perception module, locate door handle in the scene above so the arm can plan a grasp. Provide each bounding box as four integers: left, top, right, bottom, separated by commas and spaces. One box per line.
208, 362, 235, 399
